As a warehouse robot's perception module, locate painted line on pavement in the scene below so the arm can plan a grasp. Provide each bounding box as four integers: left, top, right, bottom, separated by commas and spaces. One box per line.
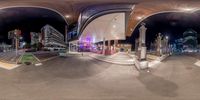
17, 53, 24, 64
31, 53, 41, 62
0, 62, 20, 70
41, 56, 59, 62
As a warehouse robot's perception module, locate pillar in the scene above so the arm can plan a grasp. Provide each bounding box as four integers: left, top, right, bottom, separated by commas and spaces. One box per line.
135, 23, 148, 70
138, 23, 147, 60
102, 37, 106, 55
69, 43, 71, 52
114, 40, 118, 51
108, 40, 111, 50
135, 38, 139, 52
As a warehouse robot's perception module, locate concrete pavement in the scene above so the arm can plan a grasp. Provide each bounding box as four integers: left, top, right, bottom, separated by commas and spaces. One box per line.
0, 51, 21, 63
0, 54, 199, 99
0, 51, 22, 70
89, 52, 135, 65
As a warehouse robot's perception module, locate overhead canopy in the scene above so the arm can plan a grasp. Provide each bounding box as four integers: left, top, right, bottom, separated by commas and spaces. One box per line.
80, 13, 126, 43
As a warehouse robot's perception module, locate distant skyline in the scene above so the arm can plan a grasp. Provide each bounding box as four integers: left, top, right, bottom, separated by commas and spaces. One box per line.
132, 11, 200, 47
0, 7, 67, 44
2, 7, 200, 47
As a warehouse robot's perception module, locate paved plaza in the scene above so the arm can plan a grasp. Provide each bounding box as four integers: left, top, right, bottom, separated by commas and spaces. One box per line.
0, 51, 21, 63
0, 54, 199, 100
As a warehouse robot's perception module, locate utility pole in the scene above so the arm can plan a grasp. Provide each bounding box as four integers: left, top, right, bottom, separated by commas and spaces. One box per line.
14, 29, 21, 56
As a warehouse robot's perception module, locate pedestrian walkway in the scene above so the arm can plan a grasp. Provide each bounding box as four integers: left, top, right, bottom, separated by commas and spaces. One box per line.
0, 61, 19, 70
89, 52, 135, 65
0, 51, 21, 63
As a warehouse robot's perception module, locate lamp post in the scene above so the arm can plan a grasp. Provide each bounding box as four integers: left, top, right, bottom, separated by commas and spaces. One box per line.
165, 36, 169, 54
14, 29, 21, 56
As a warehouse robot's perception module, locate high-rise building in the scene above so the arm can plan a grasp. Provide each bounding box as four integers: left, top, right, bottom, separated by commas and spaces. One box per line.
183, 29, 198, 50
41, 24, 66, 50
8, 29, 22, 49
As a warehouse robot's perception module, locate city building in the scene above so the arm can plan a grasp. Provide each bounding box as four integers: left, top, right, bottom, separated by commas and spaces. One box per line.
172, 29, 198, 53
183, 29, 198, 50
174, 38, 183, 53
41, 24, 66, 50
8, 29, 22, 49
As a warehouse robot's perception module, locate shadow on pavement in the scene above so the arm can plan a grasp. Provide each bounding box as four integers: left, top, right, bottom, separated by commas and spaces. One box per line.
137, 71, 178, 97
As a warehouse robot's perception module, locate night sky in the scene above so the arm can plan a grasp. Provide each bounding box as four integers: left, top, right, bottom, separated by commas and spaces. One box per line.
131, 11, 200, 48
0, 7, 66, 44
2, 7, 200, 48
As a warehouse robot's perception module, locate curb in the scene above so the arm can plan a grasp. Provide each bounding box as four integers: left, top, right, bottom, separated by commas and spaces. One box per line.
157, 54, 170, 62
148, 54, 170, 68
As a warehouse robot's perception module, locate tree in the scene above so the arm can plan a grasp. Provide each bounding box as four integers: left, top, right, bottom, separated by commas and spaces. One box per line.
24, 43, 31, 49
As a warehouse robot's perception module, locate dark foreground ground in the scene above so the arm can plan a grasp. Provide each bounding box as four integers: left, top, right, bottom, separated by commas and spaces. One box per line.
0, 54, 200, 100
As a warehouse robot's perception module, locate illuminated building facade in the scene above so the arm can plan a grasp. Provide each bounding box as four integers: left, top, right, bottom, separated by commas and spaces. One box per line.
41, 24, 66, 50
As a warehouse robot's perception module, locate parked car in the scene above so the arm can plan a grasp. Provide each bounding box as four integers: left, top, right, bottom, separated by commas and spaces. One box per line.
59, 50, 67, 57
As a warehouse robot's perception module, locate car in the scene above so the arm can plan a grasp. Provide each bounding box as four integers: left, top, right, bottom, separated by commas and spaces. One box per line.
59, 50, 67, 57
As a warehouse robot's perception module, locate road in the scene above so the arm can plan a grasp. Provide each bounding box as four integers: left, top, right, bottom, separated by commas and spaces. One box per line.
32, 51, 58, 61
0, 54, 200, 100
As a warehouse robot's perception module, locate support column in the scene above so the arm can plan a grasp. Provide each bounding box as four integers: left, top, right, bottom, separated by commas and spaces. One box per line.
76, 42, 78, 52
102, 37, 106, 55
108, 40, 111, 54
135, 38, 139, 53
114, 40, 118, 51
135, 23, 148, 70
108, 40, 111, 50
156, 33, 162, 56
68, 43, 71, 52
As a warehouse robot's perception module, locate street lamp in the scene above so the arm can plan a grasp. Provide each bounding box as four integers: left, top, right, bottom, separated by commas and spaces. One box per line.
165, 36, 169, 54
14, 29, 21, 56
165, 36, 169, 40
136, 16, 143, 20
179, 7, 198, 13
65, 15, 71, 18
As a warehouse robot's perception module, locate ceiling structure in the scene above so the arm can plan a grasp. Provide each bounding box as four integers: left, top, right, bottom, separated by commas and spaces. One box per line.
0, 0, 136, 24
1, 0, 200, 37
80, 13, 126, 43
127, 0, 200, 36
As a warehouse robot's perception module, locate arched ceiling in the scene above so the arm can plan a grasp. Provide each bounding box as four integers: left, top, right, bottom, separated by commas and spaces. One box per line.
0, 0, 200, 36
0, 0, 137, 24
127, 0, 200, 36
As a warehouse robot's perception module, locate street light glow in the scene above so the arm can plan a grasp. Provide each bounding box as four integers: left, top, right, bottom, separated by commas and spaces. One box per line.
113, 25, 116, 28
179, 7, 197, 13
136, 16, 143, 20
166, 36, 169, 40
65, 15, 71, 18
